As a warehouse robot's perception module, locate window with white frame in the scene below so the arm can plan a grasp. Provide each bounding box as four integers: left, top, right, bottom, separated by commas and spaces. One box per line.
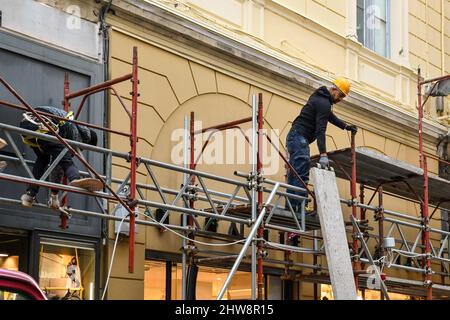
357, 0, 390, 58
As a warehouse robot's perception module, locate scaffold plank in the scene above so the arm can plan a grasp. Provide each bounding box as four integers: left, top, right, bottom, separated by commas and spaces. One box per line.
311, 167, 357, 300
312, 147, 450, 210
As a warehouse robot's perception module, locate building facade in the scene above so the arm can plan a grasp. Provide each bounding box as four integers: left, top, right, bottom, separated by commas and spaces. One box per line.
0, 0, 104, 300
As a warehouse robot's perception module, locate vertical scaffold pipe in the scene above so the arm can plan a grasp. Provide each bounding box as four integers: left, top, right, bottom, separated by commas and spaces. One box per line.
187, 111, 196, 300
418, 68, 424, 170
351, 131, 360, 292
378, 186, 385, 300
128, 46, 138, 273
251, 94, 257, 300
257, 93, 264, 300
417, 69, 433, 300
182, 115, 189, 300
217, 183, 280, 301
423, 157, 433, 300
60, 73, 70, 229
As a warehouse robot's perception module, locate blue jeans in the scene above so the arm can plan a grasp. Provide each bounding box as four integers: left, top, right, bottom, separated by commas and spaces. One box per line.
27, 140, 80, 196
285, 129, 310, 211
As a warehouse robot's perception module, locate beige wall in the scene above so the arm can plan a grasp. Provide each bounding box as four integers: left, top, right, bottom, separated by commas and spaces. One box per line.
150, 0, 450, 124
104, 11, 445, 297
5, 0, 447, 300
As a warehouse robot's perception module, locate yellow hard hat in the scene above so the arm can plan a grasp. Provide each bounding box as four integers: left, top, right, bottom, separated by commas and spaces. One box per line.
333, 77, 351, 96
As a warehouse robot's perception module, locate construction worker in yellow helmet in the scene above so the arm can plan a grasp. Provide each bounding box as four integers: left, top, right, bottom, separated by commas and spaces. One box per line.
285, 77, 357, 216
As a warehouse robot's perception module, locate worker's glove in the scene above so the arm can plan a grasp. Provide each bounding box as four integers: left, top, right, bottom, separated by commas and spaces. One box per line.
345, 124, 358, 135
319, 155, 329, 169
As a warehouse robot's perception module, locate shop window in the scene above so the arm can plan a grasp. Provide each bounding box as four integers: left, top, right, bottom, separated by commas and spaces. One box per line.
38, 239, 95, 300
0, 288, 30, 300
320, 284, 417, 300
172, 265, 261, 300
0, 255, 19, 271
144, 260, 167, 300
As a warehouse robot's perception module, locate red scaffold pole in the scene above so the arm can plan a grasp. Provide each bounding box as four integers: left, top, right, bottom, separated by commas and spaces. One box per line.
351, 132, 360, 293
423, 157, 433, 300
189, 112, 195, 243
257, 93, 264, 300
417, 68, 433, 299
128, 46, 139, 273
60, 73, 70, 229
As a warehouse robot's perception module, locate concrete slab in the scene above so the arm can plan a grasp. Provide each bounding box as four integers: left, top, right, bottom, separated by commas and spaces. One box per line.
311, 167, 357, 300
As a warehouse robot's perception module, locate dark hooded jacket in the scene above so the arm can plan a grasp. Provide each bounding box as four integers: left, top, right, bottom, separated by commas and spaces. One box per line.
291, 86, 347, 154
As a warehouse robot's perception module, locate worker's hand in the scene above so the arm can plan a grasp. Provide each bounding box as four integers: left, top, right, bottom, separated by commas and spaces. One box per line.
319, 155, 329, 169
345, 124, 358, 135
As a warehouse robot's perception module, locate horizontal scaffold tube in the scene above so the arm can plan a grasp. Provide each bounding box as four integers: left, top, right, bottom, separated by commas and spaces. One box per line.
0, 172, 251, 225
0, 123, 249, 187
0, 197, 190, 232
339, 198, 424, 223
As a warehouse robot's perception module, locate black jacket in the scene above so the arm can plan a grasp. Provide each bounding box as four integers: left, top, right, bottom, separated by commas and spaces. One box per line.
291, 86, 347, 154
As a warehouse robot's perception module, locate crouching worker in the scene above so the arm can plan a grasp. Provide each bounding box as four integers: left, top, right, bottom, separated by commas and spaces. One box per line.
19, 106, 103, 209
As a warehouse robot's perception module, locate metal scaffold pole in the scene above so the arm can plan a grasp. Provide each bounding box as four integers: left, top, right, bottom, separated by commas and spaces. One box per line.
257, 93, 264, 300
378, 186, 385, 300
182, 115, 189, 300
251, 94, 258, 300
128, 46, 139, 274
217, 183, 280, 301
417, 68, 432, 300
350, 131, 360, 292
61, 73, 70, 229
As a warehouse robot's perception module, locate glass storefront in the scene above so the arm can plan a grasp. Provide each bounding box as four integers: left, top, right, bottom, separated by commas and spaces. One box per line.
144, 260, 167, 300
38, 239, 96, 300
144, 260, 271, 300
172, 265, 260, 300
320, 284, 418, 300
0, 288, 30, 300
0, 255, 19, 271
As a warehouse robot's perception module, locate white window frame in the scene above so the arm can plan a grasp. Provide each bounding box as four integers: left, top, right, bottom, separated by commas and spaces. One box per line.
357, 0, 391, 58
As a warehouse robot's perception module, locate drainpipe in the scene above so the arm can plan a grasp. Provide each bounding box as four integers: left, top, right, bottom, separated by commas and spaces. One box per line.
441, 0, 445, 76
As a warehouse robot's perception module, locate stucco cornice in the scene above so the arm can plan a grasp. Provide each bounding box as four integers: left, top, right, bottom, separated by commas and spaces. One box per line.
105, 0, 447, 144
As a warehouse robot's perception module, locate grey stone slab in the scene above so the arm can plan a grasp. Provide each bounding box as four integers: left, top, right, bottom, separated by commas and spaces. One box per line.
311, 167, 357, 300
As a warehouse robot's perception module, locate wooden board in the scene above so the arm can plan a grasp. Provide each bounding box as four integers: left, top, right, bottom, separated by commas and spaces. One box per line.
311, 167, 357, 300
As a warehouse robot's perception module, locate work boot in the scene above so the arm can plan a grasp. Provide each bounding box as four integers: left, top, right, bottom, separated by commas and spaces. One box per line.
0, 161, 6, 173
48, 194, 60, 210
21, 192, 36, 208
0, 138, 7, 149
69, 178, 103, 192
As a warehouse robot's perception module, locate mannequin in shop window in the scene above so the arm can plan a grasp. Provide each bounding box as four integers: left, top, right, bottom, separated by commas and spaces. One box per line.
65, 257, 81, 291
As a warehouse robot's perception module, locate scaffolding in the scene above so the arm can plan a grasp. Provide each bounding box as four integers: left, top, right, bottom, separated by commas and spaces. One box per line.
0, 47, 449, 300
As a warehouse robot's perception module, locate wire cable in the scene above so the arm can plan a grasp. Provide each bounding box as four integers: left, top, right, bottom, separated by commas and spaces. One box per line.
101, 212, 128, 300
139, 210, 248, 247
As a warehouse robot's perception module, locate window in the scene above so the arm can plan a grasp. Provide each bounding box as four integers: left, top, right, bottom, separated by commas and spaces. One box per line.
357, 0, 390, 58
0, 289, 30, 300
320, 284, 419, 300
172, 265, 261, 300
38, 239, 96, 300
0, 255, 19, 271
144, 259, 278, 300
144, 260, 167, 300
